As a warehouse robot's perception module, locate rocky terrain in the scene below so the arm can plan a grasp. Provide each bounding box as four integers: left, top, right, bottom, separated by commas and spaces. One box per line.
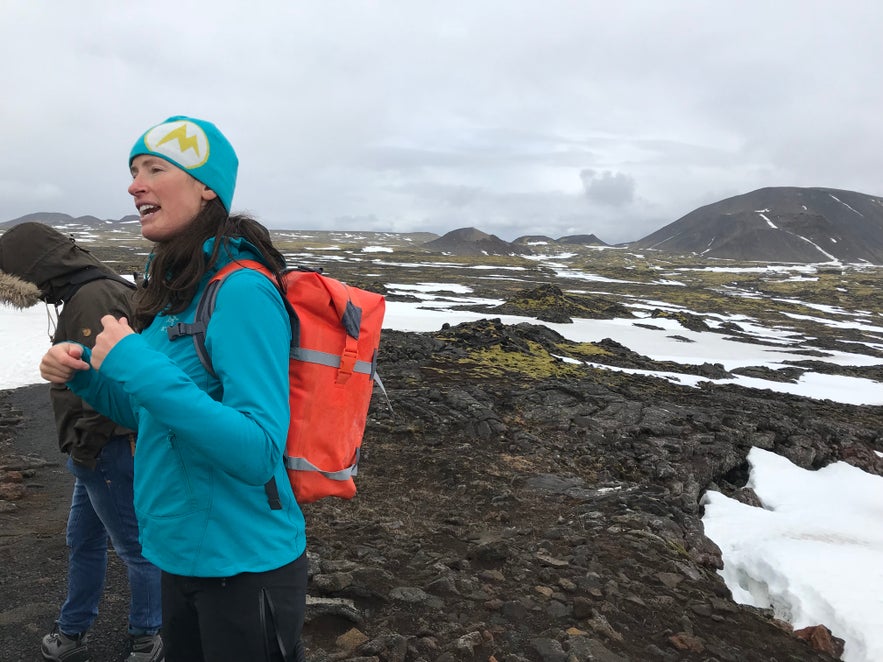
4, 320, 880, 661
1, 223, 881, 661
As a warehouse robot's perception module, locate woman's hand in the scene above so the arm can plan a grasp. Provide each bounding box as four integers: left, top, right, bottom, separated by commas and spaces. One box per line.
40, 343, 90, 384
91, 316, 135, 370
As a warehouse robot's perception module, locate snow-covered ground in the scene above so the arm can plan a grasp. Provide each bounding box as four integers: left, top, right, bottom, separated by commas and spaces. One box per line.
703, 450, 883, 662
2, 277, 882, 661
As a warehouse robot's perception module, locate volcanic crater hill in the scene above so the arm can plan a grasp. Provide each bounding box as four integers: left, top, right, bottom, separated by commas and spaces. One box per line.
422, 227, 531, 256
513, 234, 558, 246
556, 234, 608, 246
630, 186, 883, 263
512, 234, 609, 248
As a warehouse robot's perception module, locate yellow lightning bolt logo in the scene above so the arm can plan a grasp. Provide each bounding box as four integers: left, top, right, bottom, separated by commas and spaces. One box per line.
156, 125, 201, 158
144, 120, 209, 168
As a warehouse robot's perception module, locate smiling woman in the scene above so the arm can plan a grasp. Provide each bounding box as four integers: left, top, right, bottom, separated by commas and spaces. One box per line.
128, 155, 217, 242
38, 115, 309, 662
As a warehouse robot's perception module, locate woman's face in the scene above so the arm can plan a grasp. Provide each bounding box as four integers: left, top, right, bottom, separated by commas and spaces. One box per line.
128, 155, 218, 242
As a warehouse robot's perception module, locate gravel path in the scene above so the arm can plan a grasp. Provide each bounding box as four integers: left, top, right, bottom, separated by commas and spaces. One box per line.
0, 384, 131, 662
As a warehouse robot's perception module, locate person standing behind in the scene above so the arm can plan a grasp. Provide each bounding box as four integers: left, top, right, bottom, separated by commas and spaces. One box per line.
39, 116, 308, 662
0, 222, 164, 661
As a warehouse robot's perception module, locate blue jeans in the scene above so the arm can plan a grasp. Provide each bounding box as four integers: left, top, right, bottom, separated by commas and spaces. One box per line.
57, 435, 162, 636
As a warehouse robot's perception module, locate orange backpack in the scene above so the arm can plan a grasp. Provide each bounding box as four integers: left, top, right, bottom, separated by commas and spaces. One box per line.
170, 259, 386, 504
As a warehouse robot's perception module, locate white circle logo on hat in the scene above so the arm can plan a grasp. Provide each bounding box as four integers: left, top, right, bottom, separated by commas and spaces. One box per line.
143, 120, 210, 169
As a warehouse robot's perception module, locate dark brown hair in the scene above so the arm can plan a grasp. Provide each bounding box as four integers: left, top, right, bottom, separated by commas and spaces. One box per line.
132, 197, 286, 330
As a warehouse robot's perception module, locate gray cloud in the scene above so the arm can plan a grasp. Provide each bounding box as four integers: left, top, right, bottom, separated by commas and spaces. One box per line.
579, 170, 637, 207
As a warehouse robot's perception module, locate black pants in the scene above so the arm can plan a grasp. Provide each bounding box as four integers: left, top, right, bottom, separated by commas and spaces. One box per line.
161, 553, 308, 662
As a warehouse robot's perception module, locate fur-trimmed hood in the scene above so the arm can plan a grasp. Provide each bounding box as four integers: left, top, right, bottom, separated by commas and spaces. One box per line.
0, 222, 124, 307
0, 270, 42, 309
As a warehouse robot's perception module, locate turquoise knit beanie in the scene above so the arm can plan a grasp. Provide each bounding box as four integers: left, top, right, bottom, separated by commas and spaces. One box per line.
129, 116, 238, 213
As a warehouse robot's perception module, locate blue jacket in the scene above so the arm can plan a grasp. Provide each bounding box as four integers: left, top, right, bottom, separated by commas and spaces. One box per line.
69, 238, 305, 577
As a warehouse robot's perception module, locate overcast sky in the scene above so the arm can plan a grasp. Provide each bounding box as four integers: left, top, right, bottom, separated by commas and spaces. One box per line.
2, 1, 881, 243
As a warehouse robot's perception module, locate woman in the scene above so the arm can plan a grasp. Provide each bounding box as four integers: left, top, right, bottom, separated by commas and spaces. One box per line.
40, 116, 307, 662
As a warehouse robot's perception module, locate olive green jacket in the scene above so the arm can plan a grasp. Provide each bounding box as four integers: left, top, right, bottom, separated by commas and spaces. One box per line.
0, 222, 136, 467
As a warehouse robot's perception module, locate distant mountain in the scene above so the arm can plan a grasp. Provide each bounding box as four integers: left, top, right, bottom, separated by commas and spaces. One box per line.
423, 227, 531, 256
630, 187, 883, 263
512, 234, 609, 247
0, 212, 140, 231
512, 234, 557, 246
557, 234, 608, 246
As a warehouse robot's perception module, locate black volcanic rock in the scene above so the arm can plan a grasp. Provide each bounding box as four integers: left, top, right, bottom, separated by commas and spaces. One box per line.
631, 186, 883, 263
492, 283, 633, 323
423, 226, 531, 256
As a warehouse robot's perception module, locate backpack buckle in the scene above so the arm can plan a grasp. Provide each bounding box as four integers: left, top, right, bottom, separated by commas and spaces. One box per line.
336, 348, 358, 384
166, 321, 204, 341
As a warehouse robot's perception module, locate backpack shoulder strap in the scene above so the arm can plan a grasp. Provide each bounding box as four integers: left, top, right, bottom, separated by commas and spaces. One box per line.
166, 260, 276, 377
166, 259, 286, 511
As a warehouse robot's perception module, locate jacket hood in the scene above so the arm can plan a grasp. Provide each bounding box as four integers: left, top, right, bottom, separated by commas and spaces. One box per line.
203, 235, 264, 266
0, 222, 123, 306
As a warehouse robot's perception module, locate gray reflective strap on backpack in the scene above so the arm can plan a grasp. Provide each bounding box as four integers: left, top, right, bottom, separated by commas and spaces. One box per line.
373, 371, 393, 415
292, 347, 394, 414
286, 448, 360, 480
291, 347, 374, 374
